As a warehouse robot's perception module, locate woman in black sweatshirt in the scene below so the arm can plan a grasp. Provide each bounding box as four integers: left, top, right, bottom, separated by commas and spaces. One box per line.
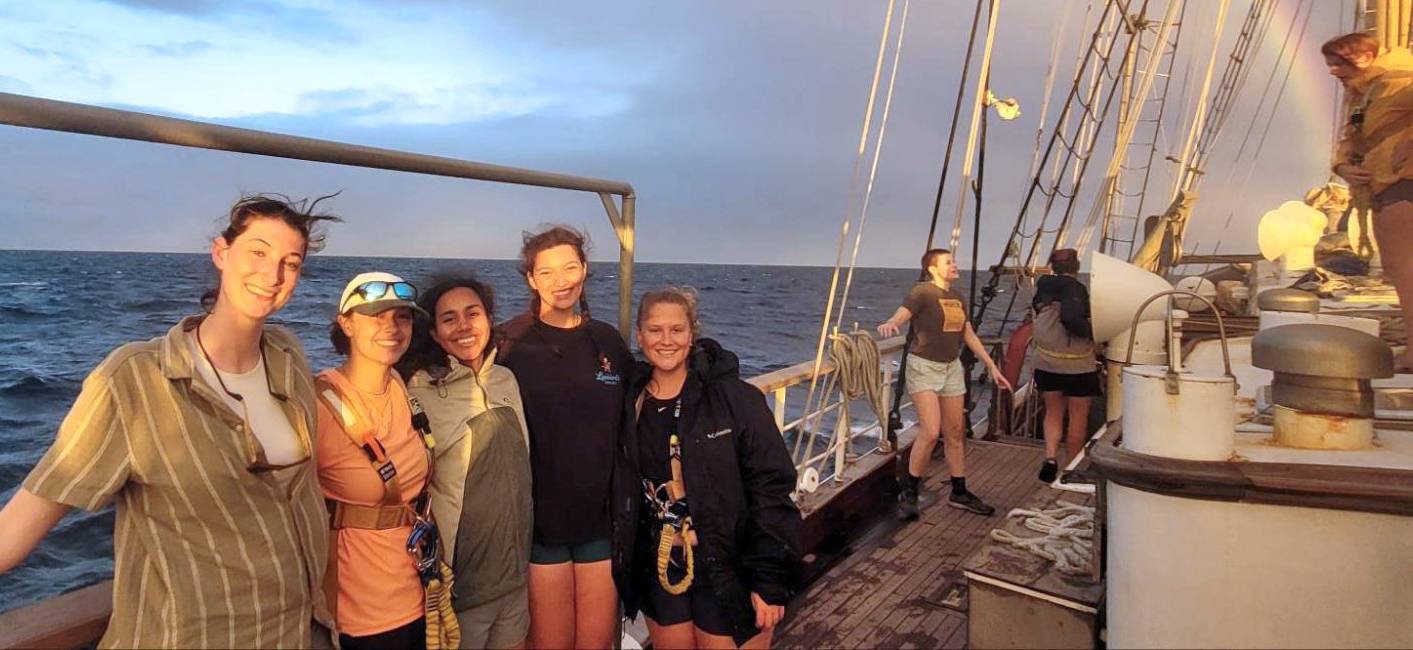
497, 226, 634, 649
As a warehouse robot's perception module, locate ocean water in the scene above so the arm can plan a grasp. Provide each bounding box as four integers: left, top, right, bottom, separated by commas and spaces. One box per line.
0, 249, 1026, 613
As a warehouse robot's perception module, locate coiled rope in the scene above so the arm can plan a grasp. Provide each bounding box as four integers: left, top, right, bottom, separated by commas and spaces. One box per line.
829, 330, 887, 442
988, 503, 1095, 575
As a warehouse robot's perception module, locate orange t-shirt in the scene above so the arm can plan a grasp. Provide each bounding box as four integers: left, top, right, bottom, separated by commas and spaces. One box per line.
315, 369, 430, 637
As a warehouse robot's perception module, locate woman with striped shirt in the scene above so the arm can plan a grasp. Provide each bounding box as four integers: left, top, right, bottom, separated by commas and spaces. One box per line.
0, 195, 341, 648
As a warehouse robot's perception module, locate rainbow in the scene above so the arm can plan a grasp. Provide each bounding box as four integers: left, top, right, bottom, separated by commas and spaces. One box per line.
1263, 0, 1343, 164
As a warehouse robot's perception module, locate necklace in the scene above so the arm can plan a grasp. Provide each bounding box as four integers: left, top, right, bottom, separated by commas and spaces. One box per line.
195, 321, 272, 403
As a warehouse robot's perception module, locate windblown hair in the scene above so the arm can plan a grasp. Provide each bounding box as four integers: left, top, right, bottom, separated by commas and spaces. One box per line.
396, 272, 498, 380
1321, 32, 1380, 64
636, 286, 702, 341
1048, 248, 1081, 276
519, 224, 593, 323
201, 193, 343, 312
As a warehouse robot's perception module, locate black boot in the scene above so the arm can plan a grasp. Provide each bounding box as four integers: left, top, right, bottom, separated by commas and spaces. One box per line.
897, 473, 920, 521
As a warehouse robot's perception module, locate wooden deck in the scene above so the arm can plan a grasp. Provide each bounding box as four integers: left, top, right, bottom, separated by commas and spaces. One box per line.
776, 439, 1047, 649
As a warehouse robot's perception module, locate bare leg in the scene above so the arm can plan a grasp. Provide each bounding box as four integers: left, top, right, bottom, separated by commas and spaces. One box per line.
1041, 391, 1066, 460
528, 562, 575, 649
1374, 200, 1413, 370
571, 560, 618, 649
645, 618, 696, 650
1064, 396, 1093, 465
907, 390, 942, 477
939, 394, 968, 479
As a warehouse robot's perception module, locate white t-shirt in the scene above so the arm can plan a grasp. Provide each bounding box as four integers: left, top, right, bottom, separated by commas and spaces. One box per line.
187, 331, 306, 467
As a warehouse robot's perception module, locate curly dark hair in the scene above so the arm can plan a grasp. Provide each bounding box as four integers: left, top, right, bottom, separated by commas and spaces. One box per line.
396, 272, 498, 381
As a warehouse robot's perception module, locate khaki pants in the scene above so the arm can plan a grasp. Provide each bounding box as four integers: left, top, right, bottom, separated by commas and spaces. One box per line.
456, 586, 530, 649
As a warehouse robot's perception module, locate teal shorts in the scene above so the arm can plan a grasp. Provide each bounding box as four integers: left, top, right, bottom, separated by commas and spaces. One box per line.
530, 537, 612, 565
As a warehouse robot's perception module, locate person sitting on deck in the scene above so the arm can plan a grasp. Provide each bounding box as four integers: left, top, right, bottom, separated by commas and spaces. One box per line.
398, 273, 533, 650
624, 287, 801, 649
0, 195, 341, 648
1029, 249, 1100, 483
1325, 31, 1413, 372
317, 272, 446, 650
878, 248, 1014, 519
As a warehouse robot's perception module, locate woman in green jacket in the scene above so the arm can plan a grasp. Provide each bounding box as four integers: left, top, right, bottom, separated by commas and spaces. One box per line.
399, 274, 533, 649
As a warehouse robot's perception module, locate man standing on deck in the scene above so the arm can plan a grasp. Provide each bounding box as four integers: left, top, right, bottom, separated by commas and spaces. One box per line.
878, 249, 1013, 519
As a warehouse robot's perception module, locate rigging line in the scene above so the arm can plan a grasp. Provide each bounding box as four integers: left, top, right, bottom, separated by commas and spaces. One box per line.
949, 0, 1005, 251
1169, 0, 1233, 201
1231, 0, 1309, 165
791, 0, 897, 463
920, 0, 987, 255
994, 0, 1148, 327
834, 0, 913, 331
973, 0, 1124, 322
1250, 0, 1313, 161
1028, 0, 1077, 182
1073, 0, 1184, 254
1123, 1, 1187, 257
1048, 0, 1100, 194
1194, 0, 1279, 174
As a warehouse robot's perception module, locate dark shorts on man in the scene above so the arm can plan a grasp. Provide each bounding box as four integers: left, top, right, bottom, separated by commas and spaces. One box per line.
1374, 179, 1413, 210
640, 544, 733, 637
1034, 369, 1101, 397
530, 537, 612, 565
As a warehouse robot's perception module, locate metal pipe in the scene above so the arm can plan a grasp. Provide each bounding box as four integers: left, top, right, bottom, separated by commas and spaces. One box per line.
0, 92, 634, 197
618, 194, 637, 339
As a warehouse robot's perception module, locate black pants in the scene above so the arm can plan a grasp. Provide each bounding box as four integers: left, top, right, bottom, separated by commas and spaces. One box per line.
339, 617, 426, 650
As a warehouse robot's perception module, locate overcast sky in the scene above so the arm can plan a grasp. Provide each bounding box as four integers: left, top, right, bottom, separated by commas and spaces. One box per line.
0, 0, 1352, 267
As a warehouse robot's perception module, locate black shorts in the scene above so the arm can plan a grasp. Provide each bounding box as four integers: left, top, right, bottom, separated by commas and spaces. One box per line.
1374, 179, 1413, 210
639, 544, 733, 637
1034, 369, 1101, 397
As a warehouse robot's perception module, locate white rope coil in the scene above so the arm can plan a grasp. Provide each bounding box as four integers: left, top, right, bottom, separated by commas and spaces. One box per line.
988, 503, 1095, 575
829, 331, 886, 428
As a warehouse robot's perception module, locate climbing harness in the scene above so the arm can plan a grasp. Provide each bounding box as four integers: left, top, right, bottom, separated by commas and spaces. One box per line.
988, 503, 1095, 576
641, 396, 697, 595
316, 371, 460, 649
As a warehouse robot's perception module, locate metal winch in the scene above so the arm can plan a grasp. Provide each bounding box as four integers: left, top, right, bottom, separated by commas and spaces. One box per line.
1251, 323, 1393, 450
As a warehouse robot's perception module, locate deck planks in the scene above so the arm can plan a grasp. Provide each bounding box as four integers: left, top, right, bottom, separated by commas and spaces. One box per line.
776, 439, 1046, 650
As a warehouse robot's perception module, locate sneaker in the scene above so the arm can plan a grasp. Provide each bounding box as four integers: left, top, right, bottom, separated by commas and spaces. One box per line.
897, 481, 920, 521
1038, 459, 1058, 483
948, 490, 996, 516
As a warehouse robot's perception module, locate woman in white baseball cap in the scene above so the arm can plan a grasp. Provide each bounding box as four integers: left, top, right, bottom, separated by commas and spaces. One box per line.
314, 272, 449, 650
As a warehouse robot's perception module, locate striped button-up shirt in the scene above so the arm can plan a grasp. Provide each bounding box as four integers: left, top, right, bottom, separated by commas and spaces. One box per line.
23, 316, 331, 649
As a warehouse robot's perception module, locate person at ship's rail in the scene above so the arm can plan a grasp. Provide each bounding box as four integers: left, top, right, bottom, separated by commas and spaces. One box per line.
0, 195, 344, 648
621, 287, 802, 650
397, 273, 534, 650
495, 225, 637, 649
1325, 31, 1413, 374
877, 248, 1014, 520
315, 271, 459, 650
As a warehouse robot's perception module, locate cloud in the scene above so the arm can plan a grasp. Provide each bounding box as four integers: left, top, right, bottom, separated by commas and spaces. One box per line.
137, 39, 213, 57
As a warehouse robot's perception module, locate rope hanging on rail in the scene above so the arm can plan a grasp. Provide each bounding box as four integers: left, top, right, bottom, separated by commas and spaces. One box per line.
795, 0, 908, 464
829, 331, 887, 438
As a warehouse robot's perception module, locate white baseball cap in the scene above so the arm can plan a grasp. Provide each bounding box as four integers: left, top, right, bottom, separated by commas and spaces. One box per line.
337, 272, 429, 317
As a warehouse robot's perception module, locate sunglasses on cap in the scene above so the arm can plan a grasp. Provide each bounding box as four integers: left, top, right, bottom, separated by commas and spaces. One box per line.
354, 280, 417, 302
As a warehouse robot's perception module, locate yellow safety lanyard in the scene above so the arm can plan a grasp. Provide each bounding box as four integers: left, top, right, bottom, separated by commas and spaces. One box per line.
644, 397, 697, 595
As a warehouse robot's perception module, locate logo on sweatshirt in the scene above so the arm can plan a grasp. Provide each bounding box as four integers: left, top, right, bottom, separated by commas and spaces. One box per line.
595, 354, 621, 386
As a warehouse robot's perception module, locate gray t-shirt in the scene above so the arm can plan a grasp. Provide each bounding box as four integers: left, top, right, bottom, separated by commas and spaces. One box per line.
902, 282, 967, 363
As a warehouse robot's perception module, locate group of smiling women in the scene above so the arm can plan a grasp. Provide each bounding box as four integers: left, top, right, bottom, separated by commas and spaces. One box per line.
0, 195, 801, 650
